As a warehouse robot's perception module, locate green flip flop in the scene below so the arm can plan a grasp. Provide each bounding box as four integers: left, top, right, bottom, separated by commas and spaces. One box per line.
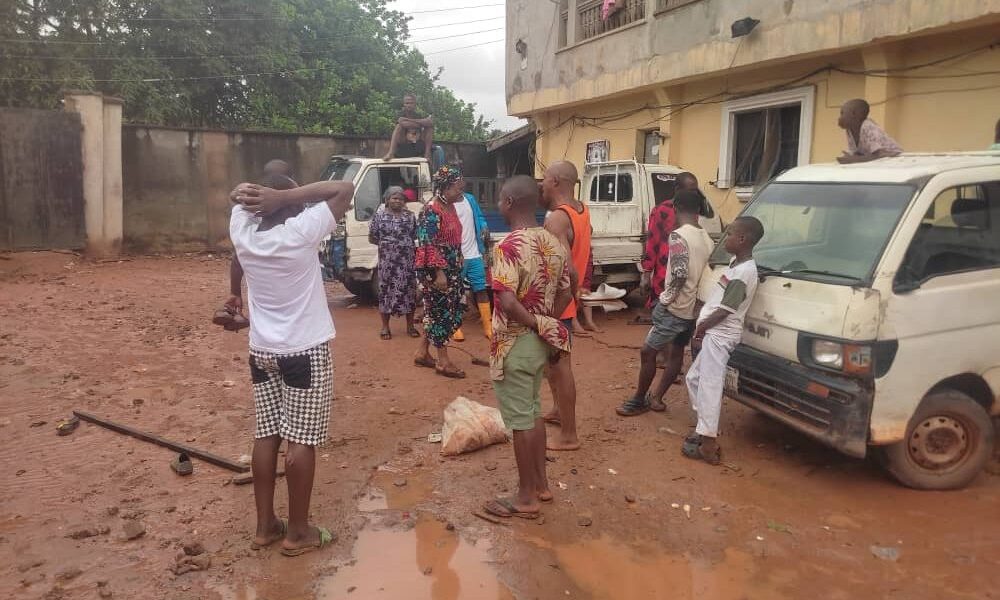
280, 526, 335, 557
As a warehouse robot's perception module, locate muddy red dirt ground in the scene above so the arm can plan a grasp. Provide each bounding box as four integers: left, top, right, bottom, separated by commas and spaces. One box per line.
1, 252, 998, 600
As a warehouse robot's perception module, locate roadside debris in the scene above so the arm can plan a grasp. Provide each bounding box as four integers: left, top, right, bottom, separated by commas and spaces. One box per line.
121, 521, 146, 541
55, 416, 79, 436
440, 397, 509, 456
870, 545, 901, 562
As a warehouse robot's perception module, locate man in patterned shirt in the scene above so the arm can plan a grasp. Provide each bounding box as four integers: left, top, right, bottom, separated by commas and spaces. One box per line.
618, 190, 715, 416
640, 172, 700, 308
837, 98, 903, 163
482, 176, 572, 520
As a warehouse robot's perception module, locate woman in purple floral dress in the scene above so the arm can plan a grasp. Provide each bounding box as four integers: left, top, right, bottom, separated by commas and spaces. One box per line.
369, 186, 419, 339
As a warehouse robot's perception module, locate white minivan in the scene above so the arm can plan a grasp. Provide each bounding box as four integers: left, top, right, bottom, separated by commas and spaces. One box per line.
708, 153, 1000, 489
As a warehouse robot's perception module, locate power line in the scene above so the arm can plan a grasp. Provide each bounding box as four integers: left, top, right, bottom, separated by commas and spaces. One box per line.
423, 38, 504, 55
0, 16, 504, 46
0, 27, 505, 61
0, 38, 507, 83
404, 3, 504, 14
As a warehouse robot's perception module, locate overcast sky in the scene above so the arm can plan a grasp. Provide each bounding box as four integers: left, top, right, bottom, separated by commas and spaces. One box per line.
388, 0, 524, 132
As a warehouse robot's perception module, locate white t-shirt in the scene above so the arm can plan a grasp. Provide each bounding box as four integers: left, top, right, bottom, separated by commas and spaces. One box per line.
661, 224, 714, 320
697, 257, 758, 341
454, 196, 481, 260
230, 203, 337, 354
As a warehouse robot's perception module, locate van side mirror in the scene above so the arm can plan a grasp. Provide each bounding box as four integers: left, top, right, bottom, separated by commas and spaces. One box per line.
893, 279, 920, 294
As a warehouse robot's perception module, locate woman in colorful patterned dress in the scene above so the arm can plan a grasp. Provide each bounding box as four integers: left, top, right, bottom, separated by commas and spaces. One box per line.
368, 186, 418, 340
413, 165, 468, 378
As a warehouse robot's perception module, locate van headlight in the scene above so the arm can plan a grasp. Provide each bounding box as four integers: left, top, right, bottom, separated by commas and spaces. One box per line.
811, 339, 872, 375
812, 340, 843, 369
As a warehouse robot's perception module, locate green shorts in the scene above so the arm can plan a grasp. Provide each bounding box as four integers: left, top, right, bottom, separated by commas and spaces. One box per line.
493, 333, 550, 431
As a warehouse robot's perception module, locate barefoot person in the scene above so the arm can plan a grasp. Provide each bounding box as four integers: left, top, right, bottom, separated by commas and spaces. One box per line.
540, 161, 590, 451
369, 187, 419, 340
230, 178, 354, 556
617, 190, 714, 416
413, 166, 468, 379
483, 176, 572, 519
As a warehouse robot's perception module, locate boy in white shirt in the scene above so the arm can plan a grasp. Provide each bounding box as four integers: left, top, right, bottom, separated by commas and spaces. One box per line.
230, 179, 353, 556
616, 190, 714, 416
682, 216, 764, 465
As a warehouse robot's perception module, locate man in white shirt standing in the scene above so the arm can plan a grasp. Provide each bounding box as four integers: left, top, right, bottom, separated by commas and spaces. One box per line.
230, 178, 353, 557
453, 189, 492, 340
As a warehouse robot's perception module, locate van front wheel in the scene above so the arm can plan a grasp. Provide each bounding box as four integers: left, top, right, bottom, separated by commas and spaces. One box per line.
880, 390, 994, 490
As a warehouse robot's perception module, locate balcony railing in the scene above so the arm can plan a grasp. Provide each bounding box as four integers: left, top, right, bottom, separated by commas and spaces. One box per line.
656, 0, 701, 13
578, 0, 645, 42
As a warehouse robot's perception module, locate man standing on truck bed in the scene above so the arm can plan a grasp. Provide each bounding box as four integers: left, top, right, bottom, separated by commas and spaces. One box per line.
540, 161, 590, 451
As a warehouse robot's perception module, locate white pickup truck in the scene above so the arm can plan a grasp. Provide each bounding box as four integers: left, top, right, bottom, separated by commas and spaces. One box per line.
582, 161, 724, 288
318, 156, 432, 299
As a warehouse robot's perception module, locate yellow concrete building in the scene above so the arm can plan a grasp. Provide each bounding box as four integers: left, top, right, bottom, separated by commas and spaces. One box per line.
505, 0, 1000, 221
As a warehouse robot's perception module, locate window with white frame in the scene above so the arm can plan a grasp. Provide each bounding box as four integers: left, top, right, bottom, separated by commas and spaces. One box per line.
716, 86, 815, 194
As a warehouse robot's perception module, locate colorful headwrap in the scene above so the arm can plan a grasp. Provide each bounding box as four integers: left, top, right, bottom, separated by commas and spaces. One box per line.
432, 164, 463, 194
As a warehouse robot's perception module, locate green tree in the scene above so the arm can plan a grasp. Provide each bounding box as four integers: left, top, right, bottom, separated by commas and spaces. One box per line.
0, 0, 494, 140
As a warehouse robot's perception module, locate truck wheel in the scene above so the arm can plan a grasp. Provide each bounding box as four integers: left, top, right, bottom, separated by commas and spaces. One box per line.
880, 390, 994, 490
344, 273, 378, 304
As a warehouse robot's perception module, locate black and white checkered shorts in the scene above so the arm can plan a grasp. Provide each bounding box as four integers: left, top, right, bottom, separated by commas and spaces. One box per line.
249, 342, 333, 446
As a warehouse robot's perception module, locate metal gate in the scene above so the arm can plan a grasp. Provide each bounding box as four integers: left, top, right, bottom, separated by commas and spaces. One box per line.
0, 108, 85, 250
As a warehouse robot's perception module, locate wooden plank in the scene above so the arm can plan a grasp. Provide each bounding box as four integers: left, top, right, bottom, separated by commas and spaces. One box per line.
73, 410, 250, 473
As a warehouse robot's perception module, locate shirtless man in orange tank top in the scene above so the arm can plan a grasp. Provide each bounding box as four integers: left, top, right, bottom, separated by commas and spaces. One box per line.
540, 161, 590, 451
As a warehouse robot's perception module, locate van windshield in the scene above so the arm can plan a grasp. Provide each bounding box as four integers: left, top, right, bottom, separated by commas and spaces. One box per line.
321, 158, 361, 182
711, 182, 915, 285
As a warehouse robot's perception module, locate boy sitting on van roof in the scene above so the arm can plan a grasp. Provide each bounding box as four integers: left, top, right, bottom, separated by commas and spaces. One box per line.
837, 98, 903, 164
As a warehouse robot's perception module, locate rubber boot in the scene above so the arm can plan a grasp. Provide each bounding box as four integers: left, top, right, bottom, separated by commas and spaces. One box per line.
452, 328, 465, 342
478, 302, 492, 340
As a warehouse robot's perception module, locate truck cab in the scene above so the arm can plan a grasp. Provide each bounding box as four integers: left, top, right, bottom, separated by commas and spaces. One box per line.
582, 161, 723, 288
319, 156, 431, 298
709, 153, 1000, 489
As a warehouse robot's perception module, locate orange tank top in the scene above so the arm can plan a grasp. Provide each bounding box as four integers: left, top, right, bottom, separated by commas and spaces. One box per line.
555, 201, 592, 320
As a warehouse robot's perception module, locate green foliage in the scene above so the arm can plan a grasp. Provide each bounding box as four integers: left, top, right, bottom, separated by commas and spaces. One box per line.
0, 0, 494, 141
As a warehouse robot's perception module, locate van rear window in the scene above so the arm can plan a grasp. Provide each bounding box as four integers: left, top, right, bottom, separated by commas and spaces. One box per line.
589, 174, 633, 203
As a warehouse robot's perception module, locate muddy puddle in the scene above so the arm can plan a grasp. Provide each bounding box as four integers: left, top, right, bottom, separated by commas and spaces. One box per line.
528, 534, 789, 600
323, 467, 512, 599
318, 515, 513, 600
210, 466, 512, 600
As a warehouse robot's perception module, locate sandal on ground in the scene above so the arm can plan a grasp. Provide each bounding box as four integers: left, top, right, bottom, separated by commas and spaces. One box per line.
681, 437, 721, 466
280, 526, 335, 557
482, 498, 539, 520
407, 327, 421, 338
414, 356, 437, 369
225, 313, 249, 332
615, 396, 650, 417
436, 366, 467, 379
380, 329, 392, 340
250, 519, 287, 550
171, 452, 194, 476
538, 491, 554, 503
648, 396, 667, 412
212, 307, 234, 327
56, 415, 80, 436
